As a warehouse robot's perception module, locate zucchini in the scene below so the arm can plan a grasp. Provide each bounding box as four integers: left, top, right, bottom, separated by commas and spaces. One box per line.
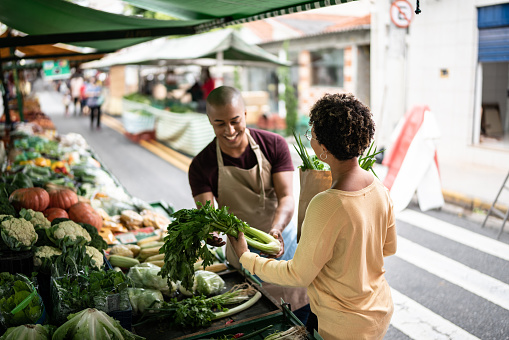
137, 235, 161, 246
108, 255, 140, 268
138, 246, 162, 261
139, 241, 164, 249
144, 253, 164, 263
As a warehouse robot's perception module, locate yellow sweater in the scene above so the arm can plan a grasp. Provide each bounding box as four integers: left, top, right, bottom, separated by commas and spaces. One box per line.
240, 179, 397, 340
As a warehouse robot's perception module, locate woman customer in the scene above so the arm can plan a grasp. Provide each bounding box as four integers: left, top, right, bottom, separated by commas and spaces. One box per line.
229, 93, 397, 340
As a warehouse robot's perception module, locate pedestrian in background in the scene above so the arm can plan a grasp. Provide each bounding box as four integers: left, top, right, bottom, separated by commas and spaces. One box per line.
229, 93, 397, 340
85, 77, 103, 129
70, 72, 84, 115
200, 67, 215, 99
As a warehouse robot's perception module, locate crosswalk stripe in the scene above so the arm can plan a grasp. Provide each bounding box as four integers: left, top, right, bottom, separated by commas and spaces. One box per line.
396, 209, 509, 261
396, 237, 509, 310
390, 289, 480, 340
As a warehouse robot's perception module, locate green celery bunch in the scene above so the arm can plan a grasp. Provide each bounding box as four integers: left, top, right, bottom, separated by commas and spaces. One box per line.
159, 202, 280, 291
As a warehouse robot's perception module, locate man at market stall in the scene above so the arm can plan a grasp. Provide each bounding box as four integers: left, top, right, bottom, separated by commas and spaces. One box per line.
188, 85, 310, 322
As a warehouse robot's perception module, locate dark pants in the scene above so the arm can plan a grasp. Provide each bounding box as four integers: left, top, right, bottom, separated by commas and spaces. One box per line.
73, 97, 80, 115
90, 106, 101, 128
306, 310, 318, 335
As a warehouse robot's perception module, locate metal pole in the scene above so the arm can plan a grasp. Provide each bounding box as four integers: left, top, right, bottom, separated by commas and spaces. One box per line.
10, 49, 24, 122
0, 57, 12, 130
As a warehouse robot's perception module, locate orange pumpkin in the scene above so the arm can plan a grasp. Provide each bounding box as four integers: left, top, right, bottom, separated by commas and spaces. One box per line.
9, 187, 50, 212
68, 202, 103, 231
47, 188, 78, 210
43, 207, 69, 222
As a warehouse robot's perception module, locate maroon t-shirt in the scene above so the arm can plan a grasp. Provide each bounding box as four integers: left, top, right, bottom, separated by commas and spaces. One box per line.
188, 129, 294, 198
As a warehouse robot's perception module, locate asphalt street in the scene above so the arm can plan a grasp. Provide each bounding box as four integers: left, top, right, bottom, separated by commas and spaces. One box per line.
38, 84, 509, 340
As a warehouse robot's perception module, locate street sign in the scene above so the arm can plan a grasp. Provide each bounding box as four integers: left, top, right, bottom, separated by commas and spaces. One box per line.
390, 0, 414, 28
42, 60, 71, 80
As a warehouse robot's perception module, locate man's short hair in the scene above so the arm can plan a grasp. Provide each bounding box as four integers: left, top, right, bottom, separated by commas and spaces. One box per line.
206, 86, 244, 111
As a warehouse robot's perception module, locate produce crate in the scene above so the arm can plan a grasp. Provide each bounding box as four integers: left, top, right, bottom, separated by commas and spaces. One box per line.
132, 270, 284, 340
149, 200, 174, 220
122, 110, 156, 135
184, 303, 323, 340
0, 250, 34, 276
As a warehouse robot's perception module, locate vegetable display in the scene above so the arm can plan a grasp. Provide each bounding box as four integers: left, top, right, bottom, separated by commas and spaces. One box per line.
160, 201, 280, 291
136, 284, 261, 329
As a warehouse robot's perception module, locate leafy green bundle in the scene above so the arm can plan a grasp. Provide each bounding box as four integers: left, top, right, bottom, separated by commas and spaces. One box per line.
293, 130, 383, 175
159, 202, 280, 291
0, 273, 44, 328
136, 284, 261, 329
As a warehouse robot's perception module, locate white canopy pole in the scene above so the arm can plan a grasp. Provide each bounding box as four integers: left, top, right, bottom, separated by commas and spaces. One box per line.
216, 51, 224, 87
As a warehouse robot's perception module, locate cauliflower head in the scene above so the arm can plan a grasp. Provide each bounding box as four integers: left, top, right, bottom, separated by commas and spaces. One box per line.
33, 245, 62, 268
47, 220, 91, 247
20, 208, 51, 229
85, 246, 104, 268
0, 216, 38, 251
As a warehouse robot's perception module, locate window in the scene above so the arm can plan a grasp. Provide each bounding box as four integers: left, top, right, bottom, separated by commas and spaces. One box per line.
311, 49, 344, 87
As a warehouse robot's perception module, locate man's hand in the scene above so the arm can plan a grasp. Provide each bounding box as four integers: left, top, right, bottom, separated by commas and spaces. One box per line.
227, 232, 250, 258
266, 228, 285, 258
207, 231, 226, 247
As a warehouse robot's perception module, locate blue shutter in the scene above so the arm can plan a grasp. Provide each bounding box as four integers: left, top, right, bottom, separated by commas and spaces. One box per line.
478, 4, 509, 29
479, 27, 509, 62
478, 4, 509, 62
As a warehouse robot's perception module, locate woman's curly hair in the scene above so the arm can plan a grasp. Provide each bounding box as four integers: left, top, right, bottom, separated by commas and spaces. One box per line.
309, 93, 375, 161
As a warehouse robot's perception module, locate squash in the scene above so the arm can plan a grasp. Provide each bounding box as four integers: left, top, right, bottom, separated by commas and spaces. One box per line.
47, 187, 78, 210
43, 207, 69, 222
68, 202, 103, 231
9, 187, 50, 212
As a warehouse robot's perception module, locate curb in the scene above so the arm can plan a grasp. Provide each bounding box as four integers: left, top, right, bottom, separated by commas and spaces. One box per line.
442, 189, 508, 214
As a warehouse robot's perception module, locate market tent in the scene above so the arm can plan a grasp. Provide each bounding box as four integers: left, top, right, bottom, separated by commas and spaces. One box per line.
0, 0, 204, 52
0, 31, 107, 62
81, 29, 289, 69
0, 0, 357, 52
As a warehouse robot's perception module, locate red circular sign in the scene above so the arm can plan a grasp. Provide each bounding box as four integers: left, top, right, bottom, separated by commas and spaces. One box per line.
390, 0, 414, 28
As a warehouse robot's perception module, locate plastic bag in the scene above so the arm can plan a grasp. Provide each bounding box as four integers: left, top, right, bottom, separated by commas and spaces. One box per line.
0, 272, 46, 328
178, 270, 225, 297
127, 288, 163, 314
127, 263, 176, 297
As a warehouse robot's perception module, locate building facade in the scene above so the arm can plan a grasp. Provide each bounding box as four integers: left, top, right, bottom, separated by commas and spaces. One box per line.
371, 0, 509, 172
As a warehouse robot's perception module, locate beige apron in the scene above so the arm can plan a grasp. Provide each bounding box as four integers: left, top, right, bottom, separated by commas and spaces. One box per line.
218, 129, 309, 311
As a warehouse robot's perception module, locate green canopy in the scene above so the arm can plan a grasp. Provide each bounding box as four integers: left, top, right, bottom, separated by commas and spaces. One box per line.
0, 0, 357, 52
81, 29, 289, 69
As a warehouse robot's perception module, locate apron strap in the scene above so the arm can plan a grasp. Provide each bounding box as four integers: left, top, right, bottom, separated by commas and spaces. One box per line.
216, 129, 266, 208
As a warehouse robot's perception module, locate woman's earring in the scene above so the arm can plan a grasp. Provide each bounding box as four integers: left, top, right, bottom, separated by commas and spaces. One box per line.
320, 151, 328, 160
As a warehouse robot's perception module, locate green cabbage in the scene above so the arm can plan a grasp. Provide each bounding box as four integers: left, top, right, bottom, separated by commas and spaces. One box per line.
0, 324, 52, 340
127, 288, 163, 314
127, 263, 176, 297
178, 270, 225, 297
52, 308, 144, 340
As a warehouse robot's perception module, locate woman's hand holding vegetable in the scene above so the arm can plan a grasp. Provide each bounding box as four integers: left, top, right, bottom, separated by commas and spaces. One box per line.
228, 232, 250, 259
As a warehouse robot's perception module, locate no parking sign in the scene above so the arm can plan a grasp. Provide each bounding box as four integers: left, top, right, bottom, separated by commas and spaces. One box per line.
390, 0, 414, 28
